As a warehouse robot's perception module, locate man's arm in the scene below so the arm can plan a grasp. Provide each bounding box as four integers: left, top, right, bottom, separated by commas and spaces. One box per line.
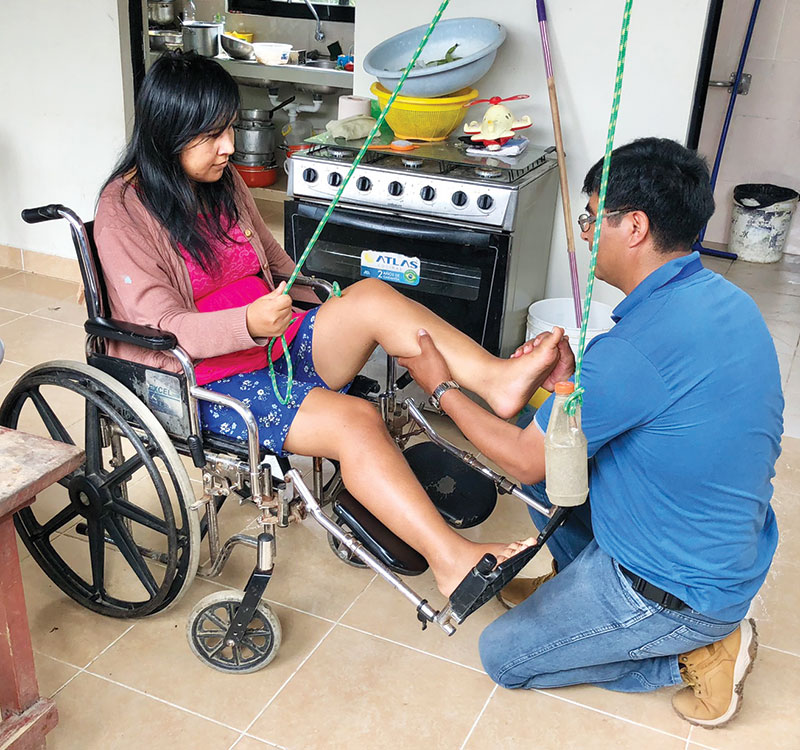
436, 387, 546, 484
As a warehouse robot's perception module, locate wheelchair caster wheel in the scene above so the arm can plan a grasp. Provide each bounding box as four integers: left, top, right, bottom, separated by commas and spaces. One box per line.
187, 590, 282, 673
327, 519, 368, 569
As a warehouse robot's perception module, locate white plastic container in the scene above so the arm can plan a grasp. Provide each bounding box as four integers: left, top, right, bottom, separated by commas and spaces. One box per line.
252, 43, 292, 66
526, 298, 614, 356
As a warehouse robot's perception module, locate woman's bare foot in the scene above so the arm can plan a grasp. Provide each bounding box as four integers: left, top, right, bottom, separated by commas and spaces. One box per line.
488, 329, 565, 419
432, 538, 537, 598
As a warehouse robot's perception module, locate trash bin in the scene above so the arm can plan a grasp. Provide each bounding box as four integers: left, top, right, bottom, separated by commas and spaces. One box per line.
729, 184, 799, 263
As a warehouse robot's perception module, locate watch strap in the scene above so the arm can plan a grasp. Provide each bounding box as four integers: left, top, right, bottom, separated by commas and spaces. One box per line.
429, 380, 461, 410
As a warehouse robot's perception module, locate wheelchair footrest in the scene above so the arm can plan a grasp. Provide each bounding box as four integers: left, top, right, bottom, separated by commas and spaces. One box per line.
333, 490, 428, 576
447, 506, 572, 623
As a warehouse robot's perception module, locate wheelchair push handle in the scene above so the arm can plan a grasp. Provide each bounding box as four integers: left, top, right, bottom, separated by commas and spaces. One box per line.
21, 204, 66, 224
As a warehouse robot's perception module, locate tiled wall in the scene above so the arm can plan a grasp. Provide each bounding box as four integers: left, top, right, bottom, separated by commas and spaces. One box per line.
699, 0, 800, 254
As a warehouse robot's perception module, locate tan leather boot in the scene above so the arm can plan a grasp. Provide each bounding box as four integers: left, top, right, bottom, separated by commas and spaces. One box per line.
671, 618, 758, 728
496, 559, 558, 609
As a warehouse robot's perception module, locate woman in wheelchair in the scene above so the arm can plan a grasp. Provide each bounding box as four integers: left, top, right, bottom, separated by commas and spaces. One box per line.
94, 52, 565, 598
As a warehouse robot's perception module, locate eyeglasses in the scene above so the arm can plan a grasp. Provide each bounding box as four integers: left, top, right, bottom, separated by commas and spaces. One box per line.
577, 209, 635, 233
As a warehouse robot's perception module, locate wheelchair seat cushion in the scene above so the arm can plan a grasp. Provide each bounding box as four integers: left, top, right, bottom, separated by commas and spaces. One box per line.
199, 308, 352, 456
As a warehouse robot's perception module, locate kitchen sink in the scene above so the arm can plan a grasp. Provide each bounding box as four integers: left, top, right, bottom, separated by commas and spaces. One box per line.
304, 59, 337, 69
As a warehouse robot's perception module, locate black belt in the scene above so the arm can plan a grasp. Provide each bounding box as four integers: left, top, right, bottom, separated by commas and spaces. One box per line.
619, 565, 688, 611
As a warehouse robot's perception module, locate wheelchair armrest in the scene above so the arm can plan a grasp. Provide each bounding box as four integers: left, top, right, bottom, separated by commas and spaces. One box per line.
272, 273, 335, 299
84, 317, 177, 351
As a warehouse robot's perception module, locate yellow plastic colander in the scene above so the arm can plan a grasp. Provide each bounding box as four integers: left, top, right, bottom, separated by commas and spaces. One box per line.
370, 82, 478, 142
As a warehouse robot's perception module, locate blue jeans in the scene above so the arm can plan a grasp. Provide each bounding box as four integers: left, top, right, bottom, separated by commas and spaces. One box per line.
478, 482, 741, 692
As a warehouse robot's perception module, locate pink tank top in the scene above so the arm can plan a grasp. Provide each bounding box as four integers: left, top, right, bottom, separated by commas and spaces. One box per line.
180, 221, 306, 386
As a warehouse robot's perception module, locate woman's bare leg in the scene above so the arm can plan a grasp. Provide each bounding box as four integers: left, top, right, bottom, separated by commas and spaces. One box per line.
311, 279, 561, 419
284, 388, 525, 597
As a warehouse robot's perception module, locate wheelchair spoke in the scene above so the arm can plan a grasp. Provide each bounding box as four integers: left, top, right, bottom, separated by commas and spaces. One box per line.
84, 402, 103, 474
202, 610, 230, 632
32, 505, 79, 541
98, 454, 145, 491
87, 518, 106, 596
104, 515, 159, 597
109, 498, 169, 536
29, 388, 75, 444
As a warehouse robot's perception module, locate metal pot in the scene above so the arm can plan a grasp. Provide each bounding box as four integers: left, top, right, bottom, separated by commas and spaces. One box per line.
234, 114, 277, 159
148, 1, 175, 26
182, 22, 221, 57
149, 29, 182, 51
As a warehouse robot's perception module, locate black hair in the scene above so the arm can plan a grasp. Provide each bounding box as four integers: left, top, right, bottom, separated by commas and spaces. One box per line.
582, 137, 715, 252
102, 51, 241, 271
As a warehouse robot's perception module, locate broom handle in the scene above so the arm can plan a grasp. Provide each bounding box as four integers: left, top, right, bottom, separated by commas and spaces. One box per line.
537, 0, 582, 328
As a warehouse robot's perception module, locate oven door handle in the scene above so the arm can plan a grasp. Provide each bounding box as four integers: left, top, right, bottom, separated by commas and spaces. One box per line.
295, 202, 493, 249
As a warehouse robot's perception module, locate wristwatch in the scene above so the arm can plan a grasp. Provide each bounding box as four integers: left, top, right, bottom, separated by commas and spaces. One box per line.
429, 380, 461, 411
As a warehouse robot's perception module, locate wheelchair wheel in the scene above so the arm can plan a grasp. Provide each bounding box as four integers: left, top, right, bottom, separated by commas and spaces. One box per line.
0, 361, 200, 618
187, 590, 282, 673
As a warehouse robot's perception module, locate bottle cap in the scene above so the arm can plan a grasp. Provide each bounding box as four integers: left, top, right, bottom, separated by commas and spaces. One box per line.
554, 381, 574, 395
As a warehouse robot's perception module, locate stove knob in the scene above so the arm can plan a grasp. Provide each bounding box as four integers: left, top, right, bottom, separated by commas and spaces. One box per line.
328, 172, 342, 187
356, 176, 372, 192
420, 185, 436, 202
388, 181, 404, 197
452, 190, 468, 207
302, 168, 318, 183
477, 194, 494, 211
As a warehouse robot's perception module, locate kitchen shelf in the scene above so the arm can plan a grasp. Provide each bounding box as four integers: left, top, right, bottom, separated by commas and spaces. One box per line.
146, 52, 353, 90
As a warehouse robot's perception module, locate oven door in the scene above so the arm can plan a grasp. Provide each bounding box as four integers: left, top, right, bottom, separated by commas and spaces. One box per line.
285, 200, 509, 353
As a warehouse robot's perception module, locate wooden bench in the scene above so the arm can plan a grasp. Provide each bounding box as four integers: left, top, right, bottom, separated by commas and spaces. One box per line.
0, 427, 84, 750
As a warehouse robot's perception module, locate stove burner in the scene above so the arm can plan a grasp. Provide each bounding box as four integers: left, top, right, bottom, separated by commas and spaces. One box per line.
328, 147, 351, 159
402, 157, 424, 169
474, 166, 503, 179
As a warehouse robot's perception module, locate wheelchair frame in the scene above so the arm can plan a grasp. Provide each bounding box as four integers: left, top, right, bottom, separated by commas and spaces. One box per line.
4, 204, 566, 673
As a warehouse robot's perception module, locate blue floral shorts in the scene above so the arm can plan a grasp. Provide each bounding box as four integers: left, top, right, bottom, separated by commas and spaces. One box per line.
199, 308, 350, 456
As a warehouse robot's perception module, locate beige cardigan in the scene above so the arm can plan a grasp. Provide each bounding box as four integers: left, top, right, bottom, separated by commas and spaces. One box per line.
94, 169, 311, 373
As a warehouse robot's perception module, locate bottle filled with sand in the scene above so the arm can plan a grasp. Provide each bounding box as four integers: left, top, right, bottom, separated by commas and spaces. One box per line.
544, 382, 588, 506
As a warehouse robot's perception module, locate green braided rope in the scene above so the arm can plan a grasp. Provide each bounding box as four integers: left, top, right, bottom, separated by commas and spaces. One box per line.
564, 0, 633, 417
268, 0, 452, 404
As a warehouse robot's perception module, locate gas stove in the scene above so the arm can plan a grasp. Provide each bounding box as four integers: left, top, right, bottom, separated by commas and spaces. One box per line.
287, 140, 555, 232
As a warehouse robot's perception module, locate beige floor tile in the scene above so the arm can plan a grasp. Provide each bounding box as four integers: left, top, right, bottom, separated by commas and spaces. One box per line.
726, 261, 800, 298
542, 683, 689, 739
0, 315, 85, 366
233, 737, 279, 749
0, 264, 21, 278
250, 625, 495, 750
34, 651, 81, 697
213, 515, 374, 620
773, 435, 800, 497
20, 535, 144, 666
747, 560, 800, 656
341, 572, 503, 671
686, 647, 800, 750
47, 672, 240, 750
0, 358, 28, 387
31, 297, 88, 327
1, 379, 86, 440
701, 256, 733, 275
465, 687, 686, 750
0, 272, 78, 314
748, 291, 800, 328
89, 578, 333, 730
0, 307, 24, 325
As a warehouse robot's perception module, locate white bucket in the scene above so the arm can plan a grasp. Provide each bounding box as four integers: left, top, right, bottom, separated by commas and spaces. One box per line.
526, 298, 615, 356
729, 187, 799, 263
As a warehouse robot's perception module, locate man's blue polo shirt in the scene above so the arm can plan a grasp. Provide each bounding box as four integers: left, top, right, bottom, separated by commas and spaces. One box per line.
534, 252, 783, 621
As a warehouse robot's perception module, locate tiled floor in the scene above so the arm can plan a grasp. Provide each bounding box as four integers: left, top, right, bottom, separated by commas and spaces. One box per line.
1, 253, 799, 750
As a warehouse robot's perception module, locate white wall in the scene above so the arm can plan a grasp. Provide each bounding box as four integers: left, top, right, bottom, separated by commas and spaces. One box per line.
354, 0, 712, 306
699, 0, 800, 254
0, 0, 133, 260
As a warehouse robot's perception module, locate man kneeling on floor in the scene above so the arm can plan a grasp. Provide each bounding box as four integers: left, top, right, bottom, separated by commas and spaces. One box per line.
399, 137, 783, 728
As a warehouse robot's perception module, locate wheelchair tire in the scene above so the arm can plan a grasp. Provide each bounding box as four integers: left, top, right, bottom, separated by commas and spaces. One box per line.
0, 361, 200, 618
186, 590, 282, 673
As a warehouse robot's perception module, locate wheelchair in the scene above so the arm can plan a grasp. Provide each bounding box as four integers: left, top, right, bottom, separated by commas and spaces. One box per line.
1, 204, 570, 674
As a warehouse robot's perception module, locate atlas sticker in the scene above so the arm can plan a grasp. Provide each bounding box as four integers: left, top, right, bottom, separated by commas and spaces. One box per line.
360, 251, 420, 286
145, 371, 183, 419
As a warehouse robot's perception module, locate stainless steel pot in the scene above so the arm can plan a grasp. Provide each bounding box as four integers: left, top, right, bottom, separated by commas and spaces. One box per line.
149, 29, 182, 51
234, 113, 277, 159
148, 1, 175, 26
182, 22, 221, 57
